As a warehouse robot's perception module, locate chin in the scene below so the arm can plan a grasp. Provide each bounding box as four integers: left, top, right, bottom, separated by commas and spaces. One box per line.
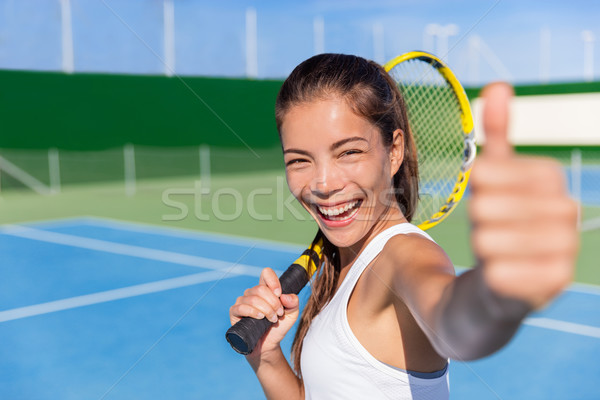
318, 220, 372, 249
323, 233, 356, 248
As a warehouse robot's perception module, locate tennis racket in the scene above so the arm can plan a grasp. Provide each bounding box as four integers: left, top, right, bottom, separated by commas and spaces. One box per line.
226, 51, 475, 355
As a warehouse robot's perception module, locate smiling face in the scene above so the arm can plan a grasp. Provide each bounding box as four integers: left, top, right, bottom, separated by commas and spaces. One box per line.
280, 96, 406, 251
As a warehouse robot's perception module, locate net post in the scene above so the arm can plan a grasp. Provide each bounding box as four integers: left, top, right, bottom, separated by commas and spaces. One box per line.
199, 145, 211, 194
372, 22, 384, 64
571, 148, 582, 230
60, 0, 74, 74
245, 7, 258, 78
48, 148, 61, 194
539, 28, 551, 84
163, 0, 175, 76
313, 16, 325, 55
124, 143, 136, 197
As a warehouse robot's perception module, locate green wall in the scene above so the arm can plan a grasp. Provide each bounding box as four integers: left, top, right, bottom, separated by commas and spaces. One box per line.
1, 69, 599, 151
0, 70, 283, 150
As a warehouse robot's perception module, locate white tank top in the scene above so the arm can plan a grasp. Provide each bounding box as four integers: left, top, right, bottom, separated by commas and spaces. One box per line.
300, 223, 450, 400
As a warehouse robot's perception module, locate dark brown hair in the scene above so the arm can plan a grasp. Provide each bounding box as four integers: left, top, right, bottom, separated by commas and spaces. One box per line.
275, 53, 419, 376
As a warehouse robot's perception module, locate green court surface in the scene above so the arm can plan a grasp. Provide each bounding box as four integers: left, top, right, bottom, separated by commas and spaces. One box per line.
1, 170, 598, 286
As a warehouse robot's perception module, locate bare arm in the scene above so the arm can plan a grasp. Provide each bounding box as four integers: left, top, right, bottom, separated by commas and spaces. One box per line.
390, 82, 578, 361
229, 268, 304, 400
429, 266, 531, 360
246, 346, 304, 400
385, 237, 530, 361
391, 220, 574, 361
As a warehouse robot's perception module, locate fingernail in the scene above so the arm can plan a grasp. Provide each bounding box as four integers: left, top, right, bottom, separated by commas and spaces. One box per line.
269, 314, 278, 323
277, 307, 284, 316
274, 288, 282, 297
257, 313, 265, 319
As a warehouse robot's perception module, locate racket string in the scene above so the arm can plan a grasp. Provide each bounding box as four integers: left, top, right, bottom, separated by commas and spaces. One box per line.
388, 59, 465, 225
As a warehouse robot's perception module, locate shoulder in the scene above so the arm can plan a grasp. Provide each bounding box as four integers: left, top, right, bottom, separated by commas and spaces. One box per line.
378, 230, 451, 265
375, 231, 455, 296
383, 232, 450, 265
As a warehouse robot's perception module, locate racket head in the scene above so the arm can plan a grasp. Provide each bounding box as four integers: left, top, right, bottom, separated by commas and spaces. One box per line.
384, 51, 476, 231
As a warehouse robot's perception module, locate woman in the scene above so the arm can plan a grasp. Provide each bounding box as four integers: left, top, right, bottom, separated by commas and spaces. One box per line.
229, 54, 578, 399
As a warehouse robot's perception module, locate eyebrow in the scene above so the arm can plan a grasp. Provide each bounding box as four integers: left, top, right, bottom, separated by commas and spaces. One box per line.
283, 136, 368, 156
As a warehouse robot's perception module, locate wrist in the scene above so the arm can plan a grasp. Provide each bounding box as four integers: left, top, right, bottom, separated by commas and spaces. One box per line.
246, 344, 285, 372
478, 266, 532, 322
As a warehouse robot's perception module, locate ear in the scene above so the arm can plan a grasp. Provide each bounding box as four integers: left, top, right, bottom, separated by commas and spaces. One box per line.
389, 129, 404, 176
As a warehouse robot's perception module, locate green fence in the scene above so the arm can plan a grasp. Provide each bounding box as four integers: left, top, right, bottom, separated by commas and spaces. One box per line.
0, 70, 283, 150
1, 70, 599, 200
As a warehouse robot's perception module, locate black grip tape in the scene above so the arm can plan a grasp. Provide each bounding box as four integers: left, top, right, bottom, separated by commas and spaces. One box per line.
279, 261, 311, 295
225, 263, 310, 355
304, 248, 321, 276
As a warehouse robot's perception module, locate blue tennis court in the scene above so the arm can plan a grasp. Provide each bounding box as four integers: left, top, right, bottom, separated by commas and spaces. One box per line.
1, 217, 599, 399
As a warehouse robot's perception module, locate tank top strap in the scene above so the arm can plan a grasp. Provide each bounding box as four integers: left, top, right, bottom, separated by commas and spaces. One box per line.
340, 223, 435, 293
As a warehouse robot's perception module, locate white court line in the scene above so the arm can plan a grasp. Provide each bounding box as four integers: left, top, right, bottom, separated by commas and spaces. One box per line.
78, 218, 600, 295
524, 317, 600, 339
0, 224, 277, 277
3, 272, 599, 341
11, 216, 305, 254
4, 221, 598, 296
1, 224, 599, 338
0, 270, 234, 323
83, 216, 306, 253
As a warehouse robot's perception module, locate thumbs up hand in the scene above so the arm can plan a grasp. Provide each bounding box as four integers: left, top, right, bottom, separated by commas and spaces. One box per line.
469, 82, 579, 309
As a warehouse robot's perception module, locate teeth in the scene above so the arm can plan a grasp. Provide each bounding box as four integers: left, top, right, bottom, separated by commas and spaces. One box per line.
318, 200, 359, 217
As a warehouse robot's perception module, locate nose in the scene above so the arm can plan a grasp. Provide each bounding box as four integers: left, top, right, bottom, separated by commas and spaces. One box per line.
310, 162, 344, 198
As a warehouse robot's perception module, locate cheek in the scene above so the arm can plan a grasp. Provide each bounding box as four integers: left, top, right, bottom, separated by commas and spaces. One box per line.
285, 170, 308, 199
353, 155, 391, 186
354, 159, 394, 206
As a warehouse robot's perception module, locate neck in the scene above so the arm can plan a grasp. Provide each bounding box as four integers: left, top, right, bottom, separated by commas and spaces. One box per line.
338, 204, 407, 268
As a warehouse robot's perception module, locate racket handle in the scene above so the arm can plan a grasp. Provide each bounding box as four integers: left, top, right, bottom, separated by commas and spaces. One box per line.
225, 259, 312, 355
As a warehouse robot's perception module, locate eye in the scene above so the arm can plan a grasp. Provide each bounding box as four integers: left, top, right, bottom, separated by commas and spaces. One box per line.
341, 149, 363, 157
285, 158, 308, 167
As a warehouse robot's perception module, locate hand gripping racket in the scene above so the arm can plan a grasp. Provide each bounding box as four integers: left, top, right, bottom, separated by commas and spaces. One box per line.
226, 239, 323, 355
226, 51, 475, 355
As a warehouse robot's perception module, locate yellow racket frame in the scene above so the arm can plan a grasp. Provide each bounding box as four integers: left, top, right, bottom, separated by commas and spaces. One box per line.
384, 51, 476, 231
302, 51, 475, 275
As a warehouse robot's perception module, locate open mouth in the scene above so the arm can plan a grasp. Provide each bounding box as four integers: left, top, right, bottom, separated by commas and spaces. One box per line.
316, 200, 362, 221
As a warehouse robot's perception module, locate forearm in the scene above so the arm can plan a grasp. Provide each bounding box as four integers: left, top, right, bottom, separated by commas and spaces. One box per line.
431, 266, 531, 361
247, 346, 304, 400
